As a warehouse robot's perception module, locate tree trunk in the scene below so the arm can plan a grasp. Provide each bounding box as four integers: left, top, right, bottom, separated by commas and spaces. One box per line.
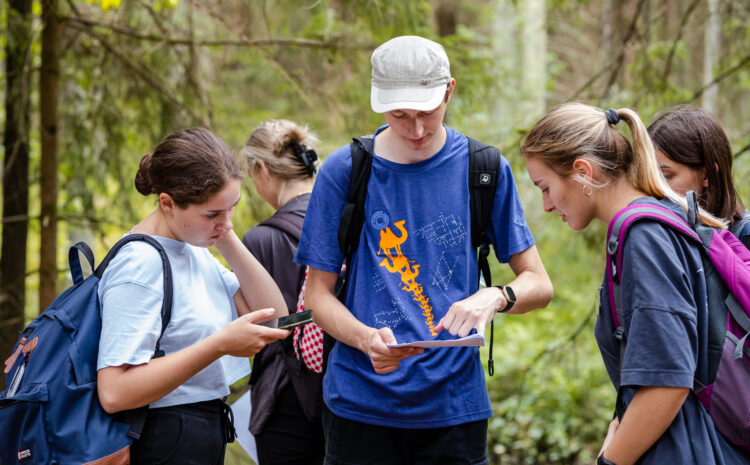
490, 0, 517, 129
602, 0, 616, 64
521, 0, 547, 123
40, 0, 60, 311
1, 0, 33, 388
434, 0, 458, 37
702, 0, 720, 113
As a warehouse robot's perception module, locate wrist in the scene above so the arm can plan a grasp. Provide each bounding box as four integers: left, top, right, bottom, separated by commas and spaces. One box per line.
201, 331, 228, 359
597, 453, 617, 465
361, 328, 378, 355
215, 231, 243, 262
495, 285, 516, 313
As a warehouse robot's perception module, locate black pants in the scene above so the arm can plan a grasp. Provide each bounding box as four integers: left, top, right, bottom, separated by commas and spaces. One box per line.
255, 384, 325, 465
131, 399, 235, 465
322, 404, 489, 465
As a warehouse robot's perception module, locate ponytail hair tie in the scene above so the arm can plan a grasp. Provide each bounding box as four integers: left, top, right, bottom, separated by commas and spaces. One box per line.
290, 141, 319, 176
605, 108, 620, 125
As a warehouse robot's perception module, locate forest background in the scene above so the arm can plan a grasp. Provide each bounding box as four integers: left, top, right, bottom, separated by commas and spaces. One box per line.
1, 0, 748, 464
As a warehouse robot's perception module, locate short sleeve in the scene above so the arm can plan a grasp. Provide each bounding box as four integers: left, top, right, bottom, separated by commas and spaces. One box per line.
295, 145, 351, 273
488, 155, 535, 263
97, 244, 165, 370
618, 222, 700, 388
212, 253, 240, 299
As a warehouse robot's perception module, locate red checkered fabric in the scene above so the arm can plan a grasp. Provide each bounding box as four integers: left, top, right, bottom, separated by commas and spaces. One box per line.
293, 266, 324, 374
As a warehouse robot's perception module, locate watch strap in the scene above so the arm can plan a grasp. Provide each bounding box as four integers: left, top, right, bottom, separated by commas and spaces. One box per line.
495, 285, 515, 313
597, 454, 617, 465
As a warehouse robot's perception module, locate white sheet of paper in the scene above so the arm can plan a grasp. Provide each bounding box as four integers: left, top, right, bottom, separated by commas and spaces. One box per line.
386, 333, 485, 348
230, 390, 258, 464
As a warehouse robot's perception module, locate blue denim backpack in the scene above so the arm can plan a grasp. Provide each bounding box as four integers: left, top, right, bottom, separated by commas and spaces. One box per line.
0, 234, 173, 464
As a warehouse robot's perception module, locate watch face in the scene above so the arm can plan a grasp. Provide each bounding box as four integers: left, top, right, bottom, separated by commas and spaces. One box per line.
504, 285, 516, 302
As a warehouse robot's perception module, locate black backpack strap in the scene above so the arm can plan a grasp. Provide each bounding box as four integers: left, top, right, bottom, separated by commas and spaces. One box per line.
95, 233, 174, 440
468, 137, 500, 250
321, 135, 374, 373
260, 211, 305, 243
258, 210, 307, 300
336, 135, 374, 302
467, 137, 500, 376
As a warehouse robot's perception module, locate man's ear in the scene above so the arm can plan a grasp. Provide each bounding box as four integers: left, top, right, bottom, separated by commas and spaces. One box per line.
159, 192, 175, 216
445, 78, 456, 103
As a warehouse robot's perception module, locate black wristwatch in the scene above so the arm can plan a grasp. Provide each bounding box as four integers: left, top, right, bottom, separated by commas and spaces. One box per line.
597, 454, 617, 465
496, 285, 516, 313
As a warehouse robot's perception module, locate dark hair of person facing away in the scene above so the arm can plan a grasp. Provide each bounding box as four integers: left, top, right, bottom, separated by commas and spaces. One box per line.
134, 127, 242, 208
648, 105, 745, 222
239, 119, 320, 180
520, 102, 725, 228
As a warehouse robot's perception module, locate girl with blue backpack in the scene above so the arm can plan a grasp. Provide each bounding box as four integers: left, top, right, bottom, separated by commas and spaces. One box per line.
521, 103, 750, 464
96, 128, 291, 464
648, 105, 750, 247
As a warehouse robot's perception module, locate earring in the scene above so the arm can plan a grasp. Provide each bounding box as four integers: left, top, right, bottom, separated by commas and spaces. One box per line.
582, 184, 593, 197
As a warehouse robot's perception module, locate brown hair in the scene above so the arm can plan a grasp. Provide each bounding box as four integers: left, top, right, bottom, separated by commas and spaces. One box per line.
520, 102, 725, 228
239, 119, 319, 181
135, 128, 242, 208
648, 105, 744, 222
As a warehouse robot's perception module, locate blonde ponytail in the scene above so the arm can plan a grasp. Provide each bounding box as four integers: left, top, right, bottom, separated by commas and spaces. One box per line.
521, 103, 726, 228
616, 107, 726, 229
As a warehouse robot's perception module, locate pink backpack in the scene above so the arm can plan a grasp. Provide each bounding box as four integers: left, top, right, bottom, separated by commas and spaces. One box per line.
606, 192, 750, 453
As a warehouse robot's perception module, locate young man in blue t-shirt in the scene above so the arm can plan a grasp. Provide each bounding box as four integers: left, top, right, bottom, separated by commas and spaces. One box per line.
295, 35, 554, 464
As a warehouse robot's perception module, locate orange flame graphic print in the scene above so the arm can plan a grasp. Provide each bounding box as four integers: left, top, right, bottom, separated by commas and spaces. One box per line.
377, 220, 436, 335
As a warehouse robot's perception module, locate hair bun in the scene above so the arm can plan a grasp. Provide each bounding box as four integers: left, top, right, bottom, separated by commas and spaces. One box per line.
134, 153, 154, 195
290, 141, 318, 176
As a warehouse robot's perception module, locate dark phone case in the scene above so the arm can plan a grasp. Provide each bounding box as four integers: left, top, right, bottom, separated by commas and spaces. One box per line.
277, 310, 313, 329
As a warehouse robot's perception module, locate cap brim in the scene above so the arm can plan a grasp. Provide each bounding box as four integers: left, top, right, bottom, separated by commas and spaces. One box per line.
371, 85, 446, 113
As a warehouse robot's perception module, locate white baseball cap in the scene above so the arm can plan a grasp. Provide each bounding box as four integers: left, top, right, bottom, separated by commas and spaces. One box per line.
370, 36, 452, 113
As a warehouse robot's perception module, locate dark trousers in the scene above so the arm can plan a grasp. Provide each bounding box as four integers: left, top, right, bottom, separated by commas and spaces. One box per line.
131, 399, 234, 465
255, 384, 325, 465
322, 405, 490, 465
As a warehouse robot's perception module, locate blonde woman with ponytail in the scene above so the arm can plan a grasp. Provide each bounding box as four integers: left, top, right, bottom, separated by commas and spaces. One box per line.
522, 103, 748, 465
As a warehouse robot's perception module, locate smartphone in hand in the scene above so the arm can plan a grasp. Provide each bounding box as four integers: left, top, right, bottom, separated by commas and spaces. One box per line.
275, 310, 314, 329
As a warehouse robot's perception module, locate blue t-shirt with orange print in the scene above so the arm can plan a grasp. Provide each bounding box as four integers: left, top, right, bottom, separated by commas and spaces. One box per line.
295, 125, 534, 428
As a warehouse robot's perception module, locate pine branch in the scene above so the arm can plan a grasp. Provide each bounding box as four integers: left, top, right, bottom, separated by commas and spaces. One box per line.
64, 19, 205, 124
600, 0, 649, 99
735, 141, 750, 159
187, 0, 318, 109
572, 0, 648, 100
661, 0, 701, 84
688, 53, 750, 102
59, 15, 363, 49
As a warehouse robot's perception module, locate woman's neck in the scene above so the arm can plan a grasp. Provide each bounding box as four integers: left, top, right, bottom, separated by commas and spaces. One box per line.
594, 176, 649, 225
131, 208, 177, 240
276, 179, 314, 210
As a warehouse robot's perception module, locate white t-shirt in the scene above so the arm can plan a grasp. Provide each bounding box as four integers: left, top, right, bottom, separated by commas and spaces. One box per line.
97, 235, 250, 408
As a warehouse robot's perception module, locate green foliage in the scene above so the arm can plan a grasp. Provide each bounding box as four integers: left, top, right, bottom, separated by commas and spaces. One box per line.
5, 1, 750, 463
